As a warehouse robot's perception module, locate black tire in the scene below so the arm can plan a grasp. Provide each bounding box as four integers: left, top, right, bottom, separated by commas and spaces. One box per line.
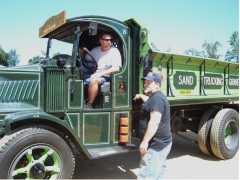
210, 109, 239, 160
0, 126, 75, 179
198, 107, 221, 155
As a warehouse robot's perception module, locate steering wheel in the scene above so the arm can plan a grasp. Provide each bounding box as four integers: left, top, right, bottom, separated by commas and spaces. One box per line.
79, 47, 98, 73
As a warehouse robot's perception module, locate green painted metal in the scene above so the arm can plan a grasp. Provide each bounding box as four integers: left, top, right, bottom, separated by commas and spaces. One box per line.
0, 66, 42, 113
3, 111, 71, 133
2, 110, 92, 158
67, 113, 80, 136
68, 80, 83, 109
83, 112, 110, 145
146, 51, 239, 104
46, 69, 66, 112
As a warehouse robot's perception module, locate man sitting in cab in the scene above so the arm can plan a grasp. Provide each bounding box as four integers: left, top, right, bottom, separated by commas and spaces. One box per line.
83, 31, 122, 109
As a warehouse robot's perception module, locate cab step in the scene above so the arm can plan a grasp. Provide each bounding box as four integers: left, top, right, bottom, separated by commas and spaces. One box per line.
87, 138, 141, 159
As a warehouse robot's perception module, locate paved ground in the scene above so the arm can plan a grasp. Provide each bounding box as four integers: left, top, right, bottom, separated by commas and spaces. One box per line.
72, 131, 239, 179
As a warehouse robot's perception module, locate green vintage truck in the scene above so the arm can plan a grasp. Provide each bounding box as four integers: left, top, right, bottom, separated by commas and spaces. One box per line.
0, 11, 239, 179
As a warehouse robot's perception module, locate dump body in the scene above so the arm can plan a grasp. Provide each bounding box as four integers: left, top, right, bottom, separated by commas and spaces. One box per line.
0, 11, 238, 179
145, 51, 239, 105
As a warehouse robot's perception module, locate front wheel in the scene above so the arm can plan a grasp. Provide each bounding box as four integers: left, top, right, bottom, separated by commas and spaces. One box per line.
210, 109, 239, 160
0, 126, 75, 179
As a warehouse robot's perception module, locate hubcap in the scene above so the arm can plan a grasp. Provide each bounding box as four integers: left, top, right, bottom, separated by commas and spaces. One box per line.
224, 119, 238, 149
30, 163, 46, 179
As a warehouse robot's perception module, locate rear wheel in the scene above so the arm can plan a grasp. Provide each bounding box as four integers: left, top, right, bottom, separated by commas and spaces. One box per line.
210, 109, 239, 159
198, 107, 221, 155
0, 126, 75, 179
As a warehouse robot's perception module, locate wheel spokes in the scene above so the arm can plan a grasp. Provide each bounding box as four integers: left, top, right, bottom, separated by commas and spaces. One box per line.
11, 146, 61, 179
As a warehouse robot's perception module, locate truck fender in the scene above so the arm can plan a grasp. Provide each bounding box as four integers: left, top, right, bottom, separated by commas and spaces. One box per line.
2, 111, 92, 159
3, 111, 69, 133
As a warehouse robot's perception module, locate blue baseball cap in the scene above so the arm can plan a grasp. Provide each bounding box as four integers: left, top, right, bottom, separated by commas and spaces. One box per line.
141, 72, 161, 83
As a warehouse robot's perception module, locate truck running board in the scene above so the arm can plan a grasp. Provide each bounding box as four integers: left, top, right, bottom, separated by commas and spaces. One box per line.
87, 138, 140, 159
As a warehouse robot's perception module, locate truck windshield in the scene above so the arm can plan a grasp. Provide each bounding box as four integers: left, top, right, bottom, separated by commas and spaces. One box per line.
49, 39, 72, 58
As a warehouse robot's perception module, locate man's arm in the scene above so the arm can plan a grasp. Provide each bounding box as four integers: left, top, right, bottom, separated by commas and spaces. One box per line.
133, 94, 149, 102
139, 110, 162, 154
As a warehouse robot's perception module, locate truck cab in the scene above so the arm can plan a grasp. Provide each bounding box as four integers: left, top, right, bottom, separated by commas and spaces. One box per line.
38, 11, 143, 156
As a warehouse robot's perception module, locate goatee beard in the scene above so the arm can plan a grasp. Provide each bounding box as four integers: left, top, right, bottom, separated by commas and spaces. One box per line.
144, 89, 151, 95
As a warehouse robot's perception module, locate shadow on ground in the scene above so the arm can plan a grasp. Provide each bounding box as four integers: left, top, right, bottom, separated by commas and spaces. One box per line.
72, 131, 236, 179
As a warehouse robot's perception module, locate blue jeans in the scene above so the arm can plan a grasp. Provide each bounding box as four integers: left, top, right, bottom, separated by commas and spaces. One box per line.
138, 142, 172, 180
84, 74, 111, 85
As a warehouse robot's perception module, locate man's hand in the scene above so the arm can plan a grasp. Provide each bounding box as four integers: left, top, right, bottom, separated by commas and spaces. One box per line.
139, 141, 148, 154
133, 94, 149, 102
133, 94, 141, 101
90, 74, 100, 81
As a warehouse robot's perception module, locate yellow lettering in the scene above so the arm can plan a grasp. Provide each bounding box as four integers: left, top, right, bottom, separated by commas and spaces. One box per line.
180, 90, 185, 94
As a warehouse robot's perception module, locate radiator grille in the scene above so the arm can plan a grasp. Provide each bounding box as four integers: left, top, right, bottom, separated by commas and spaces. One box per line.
47, 70, 65, 111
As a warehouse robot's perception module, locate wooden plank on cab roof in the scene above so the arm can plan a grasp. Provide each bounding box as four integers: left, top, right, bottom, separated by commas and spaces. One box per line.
39, 11, 66, 38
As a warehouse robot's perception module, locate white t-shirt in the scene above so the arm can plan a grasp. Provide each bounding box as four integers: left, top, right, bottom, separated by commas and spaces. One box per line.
86, 46, 122, 74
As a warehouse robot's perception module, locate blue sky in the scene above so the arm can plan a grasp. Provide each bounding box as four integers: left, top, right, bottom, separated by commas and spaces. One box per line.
0, 0, 239, 65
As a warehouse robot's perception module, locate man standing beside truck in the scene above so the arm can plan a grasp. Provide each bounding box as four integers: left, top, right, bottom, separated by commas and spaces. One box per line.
133, 72, 172, 179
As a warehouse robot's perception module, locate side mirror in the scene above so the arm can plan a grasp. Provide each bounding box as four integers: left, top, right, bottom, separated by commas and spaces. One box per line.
89, 22, 98, 36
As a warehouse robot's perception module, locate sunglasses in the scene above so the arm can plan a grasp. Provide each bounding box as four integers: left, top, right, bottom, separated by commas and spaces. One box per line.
101, 38, 113, 42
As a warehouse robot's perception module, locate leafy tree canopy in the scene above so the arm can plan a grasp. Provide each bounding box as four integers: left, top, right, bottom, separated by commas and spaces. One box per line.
8, 49, 20, 66
151, 42, 160, 51
225, 31, 239, 63
28, 55, 41, 65
184, 48, 203, 57
202, 40, 222, 59
0, 45, 9, 66
28, 52, 61, 65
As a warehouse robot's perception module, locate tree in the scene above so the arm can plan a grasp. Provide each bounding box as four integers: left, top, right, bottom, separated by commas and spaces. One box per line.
165, 47, 171, 52
151, 42, 160, 51
0, 46, 9, 66
184, 48, 203, 57
202, 40, 222, 59
28, 52, 61, 65
8, 49, 20, 66
225, 31, 239, 63
28, 56, 41, 65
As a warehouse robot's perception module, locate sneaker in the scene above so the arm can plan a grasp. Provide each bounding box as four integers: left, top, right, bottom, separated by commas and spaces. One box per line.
84, 102, 93, 109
